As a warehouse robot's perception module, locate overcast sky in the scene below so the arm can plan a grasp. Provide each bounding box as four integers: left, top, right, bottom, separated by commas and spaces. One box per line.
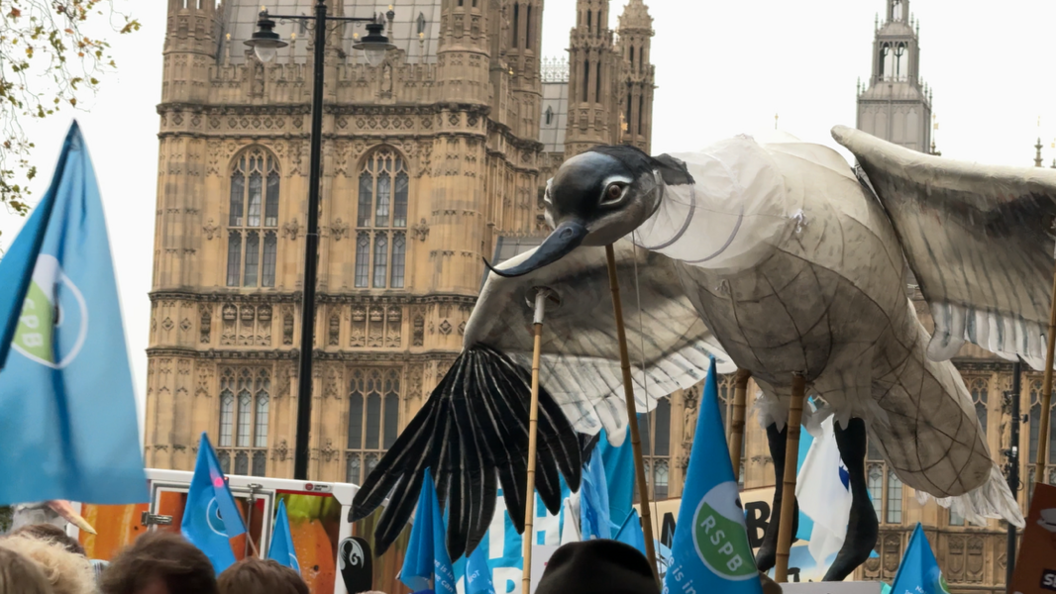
2, 0, 1055, 428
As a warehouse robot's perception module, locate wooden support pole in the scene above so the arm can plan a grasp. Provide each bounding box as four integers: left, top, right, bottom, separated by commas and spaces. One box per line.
521, 290, 548, 594
730, 369, 751, 483
605, 244, 660, 585
774, 373, 806, 583
1035, 264, 1056, 488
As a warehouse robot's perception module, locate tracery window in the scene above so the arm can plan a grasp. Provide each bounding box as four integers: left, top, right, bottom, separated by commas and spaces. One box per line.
1027, 378, 1056, 502
634, 398, 672, 501
716, 374, 746, 487
968, 377, 988, 437
355, 150, 408, 289
218, 367, 270, 477
866, 439, 901, 523
227, 149, 279, 288
346, 369, 402, 484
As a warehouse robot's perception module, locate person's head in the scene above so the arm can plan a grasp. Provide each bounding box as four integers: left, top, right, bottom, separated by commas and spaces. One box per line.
0, 535, 94, 594
10, 524, 86, 557
217, 557, 308, 594
535, 540, 660, 594
99, 531, 217, 594
0, 546, 52, 594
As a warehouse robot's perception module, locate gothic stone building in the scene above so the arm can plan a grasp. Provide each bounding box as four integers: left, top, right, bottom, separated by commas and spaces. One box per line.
145, 0, 655, 485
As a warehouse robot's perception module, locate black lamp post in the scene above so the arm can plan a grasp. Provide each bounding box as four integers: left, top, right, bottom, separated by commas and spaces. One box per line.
246, 1, 396, 482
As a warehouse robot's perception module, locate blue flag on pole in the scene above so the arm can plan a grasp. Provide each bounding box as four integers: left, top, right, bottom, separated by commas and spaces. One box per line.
401, 468, 456, 594
890, 524, 950, 594
464, 541, 497, 594
0, 122, 147, 505
267, 499, 299, 571
662, 357, 761, 594
596, 427, 634, 525
181, 432, 246, 574
615, 509, 647, 556
580, 451, 614, 540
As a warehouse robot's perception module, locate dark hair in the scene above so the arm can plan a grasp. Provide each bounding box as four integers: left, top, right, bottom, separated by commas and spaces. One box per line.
217, 557, 308, 594
99, 531, 218, 594
10, 524, 86, 557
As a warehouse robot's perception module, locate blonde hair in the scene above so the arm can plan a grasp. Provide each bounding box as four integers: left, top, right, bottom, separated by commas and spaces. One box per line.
0, 535, 93, 594
0, 547, 52, 594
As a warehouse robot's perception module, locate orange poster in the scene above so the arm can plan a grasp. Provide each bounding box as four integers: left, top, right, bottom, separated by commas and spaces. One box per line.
1010, 483, 1056, 594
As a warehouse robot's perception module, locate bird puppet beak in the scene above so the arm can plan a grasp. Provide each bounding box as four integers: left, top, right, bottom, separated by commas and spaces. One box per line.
483, 219, 589, 278
46, 500, 97, 535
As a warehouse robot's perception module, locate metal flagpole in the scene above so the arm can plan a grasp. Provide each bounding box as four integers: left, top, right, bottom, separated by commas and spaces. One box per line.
774, 372, 806, 582
1006, 361, 1022, 586
522, 288, 552, 594
605, 244, 660, 585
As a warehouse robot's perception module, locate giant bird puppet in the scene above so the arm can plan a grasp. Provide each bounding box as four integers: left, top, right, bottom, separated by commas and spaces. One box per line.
351, 126, 1040, 580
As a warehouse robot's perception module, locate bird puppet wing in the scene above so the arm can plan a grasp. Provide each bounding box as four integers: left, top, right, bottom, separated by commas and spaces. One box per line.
349, 238, 732, 559
833, 125, 1056, 370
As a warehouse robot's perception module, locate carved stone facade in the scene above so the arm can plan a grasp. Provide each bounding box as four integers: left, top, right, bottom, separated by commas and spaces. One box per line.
147, 0, 653, 483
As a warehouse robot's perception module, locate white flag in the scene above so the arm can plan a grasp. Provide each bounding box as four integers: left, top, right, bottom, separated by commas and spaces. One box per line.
795, 416, 853, 566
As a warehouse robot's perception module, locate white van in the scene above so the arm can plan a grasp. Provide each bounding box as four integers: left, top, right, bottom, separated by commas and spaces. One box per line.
68, 469, 410, 594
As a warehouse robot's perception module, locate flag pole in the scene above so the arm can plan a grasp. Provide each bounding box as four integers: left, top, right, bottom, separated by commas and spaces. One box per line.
1034, 263, 1056, 488
774, 372, 806, 582
522, 287, 552, 594
730, 369, 751, 482
605, 244, 660, 585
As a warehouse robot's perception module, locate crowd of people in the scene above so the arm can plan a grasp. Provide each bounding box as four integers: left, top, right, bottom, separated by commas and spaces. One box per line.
0, 523, 782, 594
0, 525, 329, 594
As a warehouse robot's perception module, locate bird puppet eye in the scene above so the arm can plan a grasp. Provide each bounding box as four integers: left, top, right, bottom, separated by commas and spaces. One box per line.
601, 182, 627, 204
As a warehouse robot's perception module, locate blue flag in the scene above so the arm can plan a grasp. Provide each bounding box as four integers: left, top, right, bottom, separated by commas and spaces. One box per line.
401, 469, 456, 594
181, 432, 246, 574
0, 122, 147, 505
267, 499, 299, 571
890, 524, 949, 594
597, 427, 634, 525
580, 450, 614, 540
464, 541, 497, 594
615, 509, 647, 556
662, 358, 761, 594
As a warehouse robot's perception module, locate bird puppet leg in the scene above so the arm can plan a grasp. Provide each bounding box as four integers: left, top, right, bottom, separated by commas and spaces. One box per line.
755, 421, 800, 572
823, 417, 879, 581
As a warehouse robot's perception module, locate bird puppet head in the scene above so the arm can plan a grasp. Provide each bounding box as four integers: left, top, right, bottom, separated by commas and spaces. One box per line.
486, 145, 687, 278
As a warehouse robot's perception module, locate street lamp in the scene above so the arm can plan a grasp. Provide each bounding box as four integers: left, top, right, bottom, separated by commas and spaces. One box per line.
245, 1, 396, 482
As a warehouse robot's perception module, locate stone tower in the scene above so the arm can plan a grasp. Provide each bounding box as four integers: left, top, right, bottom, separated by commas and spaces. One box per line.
145, 0, 648, 487
856, 0, 932, 152
564, 0, 622, 158
616, 0, 655, 154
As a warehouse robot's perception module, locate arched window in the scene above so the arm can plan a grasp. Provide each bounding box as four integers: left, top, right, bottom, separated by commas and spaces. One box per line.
583, 60, 590, 102
867, 464, 883, 518
878, 43, 889, 80
638, 94, 644, 134
892, 0, 903, 21
217, 367, 270, 476
629, 46, 635, 67
885, 472, 903, 523
525, 5, 532, 50
512, 4, 519, 48
894, 43, 906, 80
220, 369, 235, 447
346, 369, 402, 484
586, 10, 591, 32
227, 149, 279, 288
355, 150, 409, 289
968, 377, 988, 437
595, 60, 602, 104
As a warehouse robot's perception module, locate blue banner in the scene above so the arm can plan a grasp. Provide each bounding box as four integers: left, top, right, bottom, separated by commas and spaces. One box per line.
181, 432, 246, 574
0, 121, 147, 505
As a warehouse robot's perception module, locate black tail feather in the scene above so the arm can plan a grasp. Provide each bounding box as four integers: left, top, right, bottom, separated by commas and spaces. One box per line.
349, 345, 583, 560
